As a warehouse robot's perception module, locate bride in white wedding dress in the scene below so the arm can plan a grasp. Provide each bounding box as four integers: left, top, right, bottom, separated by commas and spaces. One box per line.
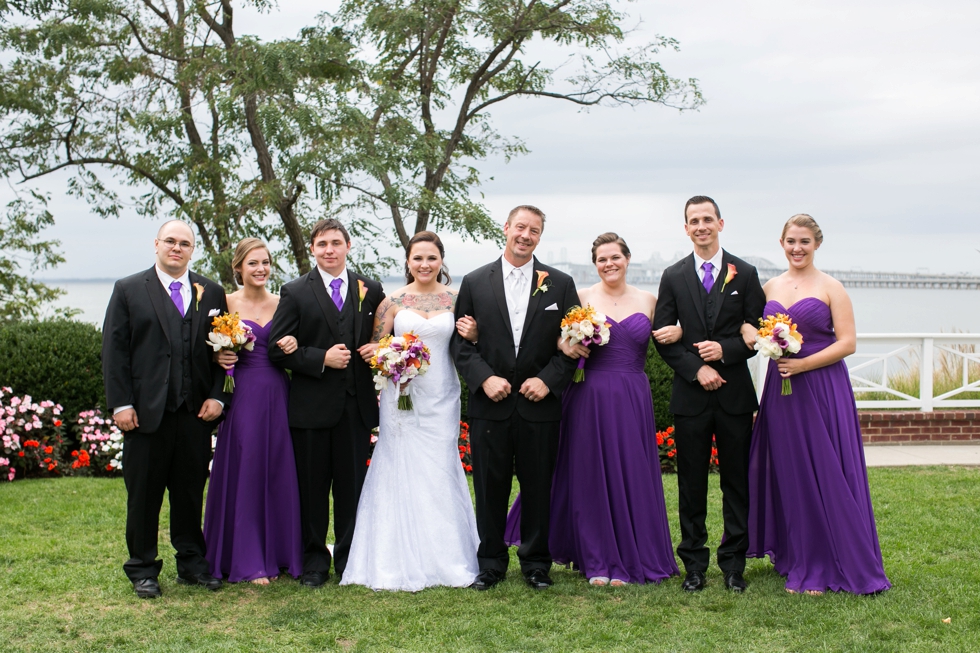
341, 232, 478, 591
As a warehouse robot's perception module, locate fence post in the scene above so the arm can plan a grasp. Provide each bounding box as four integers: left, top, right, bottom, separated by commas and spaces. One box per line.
920, 337, 934, 412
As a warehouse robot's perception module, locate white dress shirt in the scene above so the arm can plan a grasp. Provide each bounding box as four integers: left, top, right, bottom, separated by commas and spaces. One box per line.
317, 266, 348, 307
501, 255, 534, 356
156, 265, 192, 313
694, 248, 724, 285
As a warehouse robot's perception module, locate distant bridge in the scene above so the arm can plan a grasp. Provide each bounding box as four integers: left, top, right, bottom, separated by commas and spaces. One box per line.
549, 260, 980, 290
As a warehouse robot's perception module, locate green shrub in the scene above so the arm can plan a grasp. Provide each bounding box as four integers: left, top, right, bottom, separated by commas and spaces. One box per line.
0, 319, 105, 420
645, 342, 674, 430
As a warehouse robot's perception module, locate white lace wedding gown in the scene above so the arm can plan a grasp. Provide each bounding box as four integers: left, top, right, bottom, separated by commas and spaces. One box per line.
341, 311, 479, 591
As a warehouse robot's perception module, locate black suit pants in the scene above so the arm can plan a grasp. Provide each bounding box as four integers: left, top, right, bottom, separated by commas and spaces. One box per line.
470, 414, 560, 574
121, 408, 213, 582
291, 394, 370, 577
674, 394, 753, 574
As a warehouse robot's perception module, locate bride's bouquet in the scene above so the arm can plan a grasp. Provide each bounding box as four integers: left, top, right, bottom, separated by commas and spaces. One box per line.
370, 332, 432, 410
560, 305, 612, 382
755, 313, 803, 395
207, 312, 257, 393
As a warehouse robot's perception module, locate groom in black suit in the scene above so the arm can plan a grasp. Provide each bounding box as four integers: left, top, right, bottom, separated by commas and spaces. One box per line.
102, 220, 230, 598
452, 205, 578, 590
653, 196, 766, 593
268, 218, 384, 587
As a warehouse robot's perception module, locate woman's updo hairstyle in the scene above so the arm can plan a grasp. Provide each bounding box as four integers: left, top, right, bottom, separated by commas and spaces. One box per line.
591, 232, 631, 264
231, 237, 272, 286
405, 231, 451, 285
781, 214, 824, 246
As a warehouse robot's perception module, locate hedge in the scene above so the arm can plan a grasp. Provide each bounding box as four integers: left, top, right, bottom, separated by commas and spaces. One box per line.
0, 319, 106, 421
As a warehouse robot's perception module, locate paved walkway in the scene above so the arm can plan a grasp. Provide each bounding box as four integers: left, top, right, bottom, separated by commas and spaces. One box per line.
864, 445, 980, 467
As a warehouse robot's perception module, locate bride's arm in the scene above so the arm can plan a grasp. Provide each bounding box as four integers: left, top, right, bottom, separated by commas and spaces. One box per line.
357, 297, 397, 362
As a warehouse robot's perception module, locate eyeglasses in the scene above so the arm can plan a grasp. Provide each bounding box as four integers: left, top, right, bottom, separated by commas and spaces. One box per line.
160, 238, 194, 251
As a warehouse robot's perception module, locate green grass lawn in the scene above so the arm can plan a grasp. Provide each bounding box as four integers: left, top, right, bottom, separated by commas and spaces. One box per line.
1, 467, 978, 652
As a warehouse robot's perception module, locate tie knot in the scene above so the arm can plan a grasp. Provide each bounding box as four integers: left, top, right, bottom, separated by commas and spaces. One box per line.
330, 278, 343, 290
702, 262, 713, 274
169, 281, 182, 291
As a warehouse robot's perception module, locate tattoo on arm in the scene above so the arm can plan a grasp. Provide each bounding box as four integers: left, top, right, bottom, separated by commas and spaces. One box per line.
390, 292, 455, 313
372, 298, 394, 341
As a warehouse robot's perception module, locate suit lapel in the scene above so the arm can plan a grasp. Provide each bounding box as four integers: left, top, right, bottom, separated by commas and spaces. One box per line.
309, 270, 342, 341
519, 259, 544, 349
682, 254, 708, 331
348, 270, 363, 342
707, 251, 732, 333
143, 267, 172, 345
188, 272, 202, 351
489, 260, 513, 334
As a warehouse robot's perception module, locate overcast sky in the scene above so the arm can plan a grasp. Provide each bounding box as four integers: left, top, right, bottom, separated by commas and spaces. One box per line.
19, 0, 980, 279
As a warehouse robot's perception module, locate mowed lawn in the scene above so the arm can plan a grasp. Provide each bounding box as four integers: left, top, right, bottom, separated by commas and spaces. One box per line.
1, 467, 978, 652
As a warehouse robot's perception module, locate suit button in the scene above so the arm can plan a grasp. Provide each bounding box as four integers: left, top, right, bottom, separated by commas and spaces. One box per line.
163, 379, 168, 384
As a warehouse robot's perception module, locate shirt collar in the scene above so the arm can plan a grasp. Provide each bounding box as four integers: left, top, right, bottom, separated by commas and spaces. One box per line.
694, 248, 723, 272
317, 266, 348, 287
501, 255, 535, 277
156, 265, 190, 288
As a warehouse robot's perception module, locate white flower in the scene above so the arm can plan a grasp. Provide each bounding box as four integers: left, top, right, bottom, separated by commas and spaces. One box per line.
786, 338, 802, 355
207, 332, 233, 351
755, 338, 783, 360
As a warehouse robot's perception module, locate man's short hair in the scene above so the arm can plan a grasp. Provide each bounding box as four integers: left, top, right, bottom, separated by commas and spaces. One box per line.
507, 205, 546, 226
156, 219, 195, 242
684, 196, 721, 223
310, 218, 350, 245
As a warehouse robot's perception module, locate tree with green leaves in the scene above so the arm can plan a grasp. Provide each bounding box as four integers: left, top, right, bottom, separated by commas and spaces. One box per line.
0, 0, 701, 290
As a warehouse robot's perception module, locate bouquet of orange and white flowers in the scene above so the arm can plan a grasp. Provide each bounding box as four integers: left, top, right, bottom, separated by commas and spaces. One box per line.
560, 305, 612, 382
207, 312, 256, 393
369, 332, 431, 410
755, 313, 803, 395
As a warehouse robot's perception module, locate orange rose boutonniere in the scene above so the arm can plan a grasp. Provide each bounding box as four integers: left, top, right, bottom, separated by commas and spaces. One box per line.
193, 282, 205, 311
720, 263, 737, 293
532, 270, 551, 296
357, 279, 368, 312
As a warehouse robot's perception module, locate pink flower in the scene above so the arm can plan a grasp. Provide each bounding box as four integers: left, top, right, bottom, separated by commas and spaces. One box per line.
23, 423, 32, 432
7, 469, 13, 481
9, 397, 20, 407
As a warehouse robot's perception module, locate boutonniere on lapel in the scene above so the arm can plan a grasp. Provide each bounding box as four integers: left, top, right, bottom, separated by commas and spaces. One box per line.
357, 279, 368, 312
532, 270, 551, 296
720, 263, 737, 293
193, 283, 205, 311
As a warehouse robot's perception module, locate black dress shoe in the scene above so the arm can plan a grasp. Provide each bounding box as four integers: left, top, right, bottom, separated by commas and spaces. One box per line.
524, 569, 553, 590
300, 571, 328, 588
176, 571, 222, 591
133, 577, 162, 599
470, 569, 505, 591
724, 571, 747, 593
681, 570, 707, 592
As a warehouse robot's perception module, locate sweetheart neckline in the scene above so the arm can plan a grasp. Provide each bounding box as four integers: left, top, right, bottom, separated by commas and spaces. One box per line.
767, 297, 830, 312
242, 319, 271, 329
605, 312, 650, 325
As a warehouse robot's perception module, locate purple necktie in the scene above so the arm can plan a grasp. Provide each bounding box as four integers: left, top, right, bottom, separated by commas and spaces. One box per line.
169, 281, 185, 317
701, 262, 714, 294
329, 278, 344, 311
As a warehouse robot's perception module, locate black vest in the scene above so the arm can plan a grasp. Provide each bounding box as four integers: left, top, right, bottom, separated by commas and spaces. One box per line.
700, 275, 719, 339
163, 290, 194, 412
333, 284, 357, 394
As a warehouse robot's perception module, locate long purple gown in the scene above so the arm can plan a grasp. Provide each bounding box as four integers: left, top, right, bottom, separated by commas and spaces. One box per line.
747, 298, 890, 594
204, 320, 302, 582
505, 313, 679, 583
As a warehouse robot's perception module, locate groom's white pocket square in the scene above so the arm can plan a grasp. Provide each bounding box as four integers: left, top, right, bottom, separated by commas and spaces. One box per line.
545, 303, 559, 311
730, 290, 739, 296
208, 309, 220, 317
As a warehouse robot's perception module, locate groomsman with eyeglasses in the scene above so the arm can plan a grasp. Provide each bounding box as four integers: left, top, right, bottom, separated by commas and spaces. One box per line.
102, 220, 232, 599
653, 196, 766, 593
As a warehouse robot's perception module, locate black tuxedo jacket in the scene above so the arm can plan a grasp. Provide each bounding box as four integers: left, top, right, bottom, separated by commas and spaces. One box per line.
451, 257, 578, 422
653, 251, 766, 416
101, 267, 230, 434
268, 268, 384, 430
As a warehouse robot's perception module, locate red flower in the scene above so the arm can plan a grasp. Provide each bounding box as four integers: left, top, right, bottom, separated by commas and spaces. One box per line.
666, 438, 674, 446
18, 452, 24, 457
667, 450, 675, 458
53, 419, 62, 427
44, 446, 53, 454
656, 433, 664, 445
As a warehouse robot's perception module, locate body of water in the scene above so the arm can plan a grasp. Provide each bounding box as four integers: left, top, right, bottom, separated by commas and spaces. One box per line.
52, 279, 979, 335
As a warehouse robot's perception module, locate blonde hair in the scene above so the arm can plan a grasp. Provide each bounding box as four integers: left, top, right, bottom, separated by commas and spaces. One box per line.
232, 238, 272, 286
781, 214, 824, 245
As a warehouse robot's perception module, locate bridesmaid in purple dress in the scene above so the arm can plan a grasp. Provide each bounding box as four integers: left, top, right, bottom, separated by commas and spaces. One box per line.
745, 215, 890, 595
503, 233, 680, 586
204, 238, 302, 584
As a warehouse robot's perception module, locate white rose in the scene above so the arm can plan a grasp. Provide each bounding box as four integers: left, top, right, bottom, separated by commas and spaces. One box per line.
786, 337, 802, 354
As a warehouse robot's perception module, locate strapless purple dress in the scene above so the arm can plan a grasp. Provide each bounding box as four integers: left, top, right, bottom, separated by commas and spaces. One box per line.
747, 298, 890, 594
204, 320, 302, 582
505, 313, 679, 583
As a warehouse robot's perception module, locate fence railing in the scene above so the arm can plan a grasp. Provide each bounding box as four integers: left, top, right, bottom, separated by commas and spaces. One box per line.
753, 334, 980, 412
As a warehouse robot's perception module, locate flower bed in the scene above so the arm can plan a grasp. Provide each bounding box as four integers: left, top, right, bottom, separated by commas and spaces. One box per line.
657, 426, 720, 474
